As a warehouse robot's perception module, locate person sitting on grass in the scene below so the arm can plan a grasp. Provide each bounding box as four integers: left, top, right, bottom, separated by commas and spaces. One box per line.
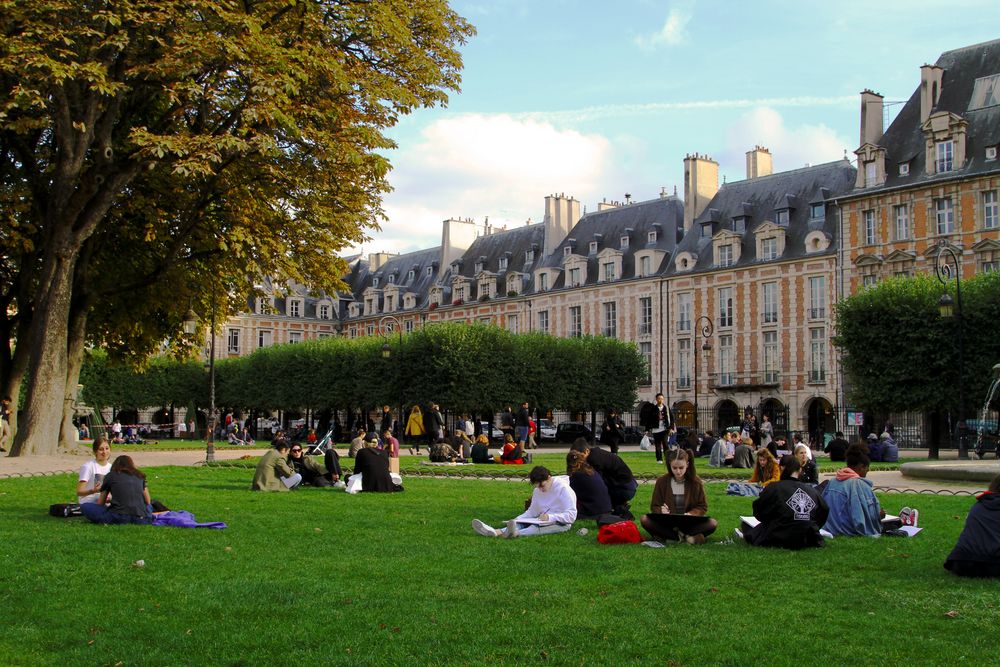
566, 449, 613, 520
794, 444, 819, 485
820, 444, 883, 537
348, 428, 367, 458
77, 436, 112, 505
352, 442, 403, 492
324, 447, 346, 488
470, 434, 495, 464
288, 442, 332, 487
429, 434, 462, 463
81, 455, 153, 525
471, 466, 577, 538
944, 473, 1000, 578
732, 436, 754, 469
500, 433, 524, 465
750, 448, 781, 488
740, 457, 829, 549
824, 431, 849, 462
251, 439, 302, 492
640, 448, 717, 544
569, 438, 637, 519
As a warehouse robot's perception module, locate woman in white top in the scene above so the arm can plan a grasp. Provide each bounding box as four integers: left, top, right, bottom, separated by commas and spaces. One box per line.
77, 436, 112, 504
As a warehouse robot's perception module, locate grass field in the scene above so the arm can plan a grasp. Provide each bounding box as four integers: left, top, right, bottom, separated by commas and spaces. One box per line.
1, 466, 996, 666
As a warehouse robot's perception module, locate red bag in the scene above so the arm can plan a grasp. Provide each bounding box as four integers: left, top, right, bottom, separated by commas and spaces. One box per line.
597, 520, 642, 544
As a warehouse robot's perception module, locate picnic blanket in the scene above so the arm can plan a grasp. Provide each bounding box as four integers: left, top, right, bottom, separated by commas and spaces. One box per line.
152, 510, 227, 529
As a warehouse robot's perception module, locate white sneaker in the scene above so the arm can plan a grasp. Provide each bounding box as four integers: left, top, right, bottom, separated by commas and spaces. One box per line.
471, 519, 498, 538
733, 528, 744, 540
333, 481, 347, 489
505, 519, 520, 538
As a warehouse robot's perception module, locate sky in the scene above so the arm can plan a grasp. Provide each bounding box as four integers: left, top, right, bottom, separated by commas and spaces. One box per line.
356, 0, 1000, 256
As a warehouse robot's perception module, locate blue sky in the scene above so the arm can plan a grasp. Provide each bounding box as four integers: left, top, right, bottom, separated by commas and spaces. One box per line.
359, 0, 1000, 255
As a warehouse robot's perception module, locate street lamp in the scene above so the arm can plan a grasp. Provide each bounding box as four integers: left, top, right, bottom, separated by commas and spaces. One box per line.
935, 243, 967, 459
692, 315, 714, 432
379, 315, 404, 449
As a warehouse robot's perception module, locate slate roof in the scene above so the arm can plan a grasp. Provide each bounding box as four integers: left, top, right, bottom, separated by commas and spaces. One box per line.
443, 223, 546, 300
862, 38, 1000, 194
671, 159, 857, 273
344, 246, 442, 311
537, 195, 685, 289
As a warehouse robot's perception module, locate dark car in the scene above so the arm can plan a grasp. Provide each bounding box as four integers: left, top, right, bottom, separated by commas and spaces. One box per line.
622, 426, 644, 443
556, 421, 593, 443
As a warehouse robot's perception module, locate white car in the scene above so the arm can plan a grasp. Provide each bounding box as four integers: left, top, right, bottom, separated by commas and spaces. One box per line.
538, 419, 556, 440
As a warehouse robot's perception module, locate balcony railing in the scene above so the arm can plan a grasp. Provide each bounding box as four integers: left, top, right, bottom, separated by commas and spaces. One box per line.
706, 371, 782, 390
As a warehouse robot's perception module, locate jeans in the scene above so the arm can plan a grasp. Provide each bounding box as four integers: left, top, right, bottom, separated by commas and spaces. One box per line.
81, 502, 153, 525
515, 426, 529, 443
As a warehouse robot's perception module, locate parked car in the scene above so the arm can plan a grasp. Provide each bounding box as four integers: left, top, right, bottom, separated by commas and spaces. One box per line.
555, 421, 593, 443
537, 419, 556, 441
478, 421, 504, 442
622, 425, 644, 443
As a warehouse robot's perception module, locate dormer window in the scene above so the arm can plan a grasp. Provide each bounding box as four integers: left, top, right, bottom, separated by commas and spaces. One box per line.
700, 223, 712, 239
865, 161, 877, 186
639, 255, 651, 276
525, 249, 535, 263
568, 267, 581, 287
539, 273, 549, 291
288, 299, 301, 318
775, 209, 789, 226
563, 246, 572, 257
718, 244, 734, 267
620, 235, 629, 249
407, 269, 415, 281
647, 231, 657, 243
936, 140, 954, 173
899, 163, 910, 175
589, 241, 598, 254
499, 256, 508, 270
732, 217, 747, 233
318, 303, 331, 320
372, 277, 380, 288
602, 261, 616, 281
388, 274, 395, 285
809, 203, 825, 220
474, 261, 483, 273
761, 237, 778, 261
969, 73, 1000, 110
987, 146, 998, 161
426, 266, 434, 277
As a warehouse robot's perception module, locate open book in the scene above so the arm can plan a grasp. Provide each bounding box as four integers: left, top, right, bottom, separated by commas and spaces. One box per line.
740, 515, 835, 539
515, 517, 557, 526
882, 514, 923, 537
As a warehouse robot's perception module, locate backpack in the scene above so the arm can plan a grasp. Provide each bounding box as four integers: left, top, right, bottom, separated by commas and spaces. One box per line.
597, 520, 642, 545
49, 503, 82, 518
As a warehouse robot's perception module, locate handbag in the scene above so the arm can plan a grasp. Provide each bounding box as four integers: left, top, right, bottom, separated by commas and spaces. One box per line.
597, 520, 642, 544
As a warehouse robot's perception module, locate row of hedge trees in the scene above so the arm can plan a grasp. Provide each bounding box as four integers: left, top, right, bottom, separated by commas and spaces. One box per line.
80, 323, 647, 416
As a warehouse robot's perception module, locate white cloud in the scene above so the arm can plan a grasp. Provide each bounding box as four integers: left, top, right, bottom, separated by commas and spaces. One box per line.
720, 107, 852, 179
359, 114, 613, 254
634, 7, 692, 51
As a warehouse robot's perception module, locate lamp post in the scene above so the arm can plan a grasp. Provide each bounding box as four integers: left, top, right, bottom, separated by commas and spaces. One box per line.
692, 315, 714, 432
935, 244, 968, 459
379, 315, 404, 449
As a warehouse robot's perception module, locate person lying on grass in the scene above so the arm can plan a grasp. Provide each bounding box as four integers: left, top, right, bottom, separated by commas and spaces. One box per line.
81, 455, 153, 525
820, 444, 883, 537
471, 466, 577, 538
252, 439, 302, 492
640, 448, 717, 545
741, 456, 829, 550
945, 473, 1000, 578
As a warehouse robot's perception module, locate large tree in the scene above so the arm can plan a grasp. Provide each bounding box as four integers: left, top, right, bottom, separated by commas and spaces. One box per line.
0, 0, 473, 455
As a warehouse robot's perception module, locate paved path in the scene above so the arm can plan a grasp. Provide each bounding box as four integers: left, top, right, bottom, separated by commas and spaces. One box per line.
2, 446, 993, 494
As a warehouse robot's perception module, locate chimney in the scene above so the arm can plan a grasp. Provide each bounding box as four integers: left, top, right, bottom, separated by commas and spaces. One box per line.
368, 251, 396, 271
440, 217, 478, 270
859, 90, 884, 146
542, 193, 582, 257
682, 153, 719, 231
920, 64, 944, 123
745, 146, 773, 179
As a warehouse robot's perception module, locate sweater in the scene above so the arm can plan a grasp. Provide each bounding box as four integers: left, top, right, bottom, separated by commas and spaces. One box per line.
515, 475, 577, 525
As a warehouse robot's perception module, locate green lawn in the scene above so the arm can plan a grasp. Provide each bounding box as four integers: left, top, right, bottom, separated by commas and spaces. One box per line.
1, 466, 997, 665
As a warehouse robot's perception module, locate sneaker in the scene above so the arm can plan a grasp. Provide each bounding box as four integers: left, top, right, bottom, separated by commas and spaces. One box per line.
686, 533, 706, 545
505, 519, 520, 539
407, 447, 415, 456
909, 509, 919, 527
471, 519, 498, 538
733, 528, 744, 541
333, 481, 347, 489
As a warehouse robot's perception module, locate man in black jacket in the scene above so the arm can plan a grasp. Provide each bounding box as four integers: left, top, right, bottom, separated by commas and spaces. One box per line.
825, 431, 850, 462
570, 438, 637, 519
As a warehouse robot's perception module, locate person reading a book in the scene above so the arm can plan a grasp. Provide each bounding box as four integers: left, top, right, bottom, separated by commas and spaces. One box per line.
820, 444, 883, 537
741, 456, 828, 549
640, 449, 717, 544
944, 473, 1000, 577
471, 466, 576, 538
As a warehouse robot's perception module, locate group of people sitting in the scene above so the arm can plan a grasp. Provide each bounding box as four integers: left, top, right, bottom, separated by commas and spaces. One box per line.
76, 436, 157, 524
226, 426, 255, 446
252, 435, 402, 493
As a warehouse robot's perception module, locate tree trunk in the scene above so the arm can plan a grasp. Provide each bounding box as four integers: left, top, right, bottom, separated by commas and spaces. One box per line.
58, 307, 90, 451
9, 257, 76, 457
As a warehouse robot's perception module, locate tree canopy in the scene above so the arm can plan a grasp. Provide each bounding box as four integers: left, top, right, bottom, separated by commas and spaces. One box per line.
833, 271, 1000, 414
1, 0, 474, 454
80, 324, 648, 416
